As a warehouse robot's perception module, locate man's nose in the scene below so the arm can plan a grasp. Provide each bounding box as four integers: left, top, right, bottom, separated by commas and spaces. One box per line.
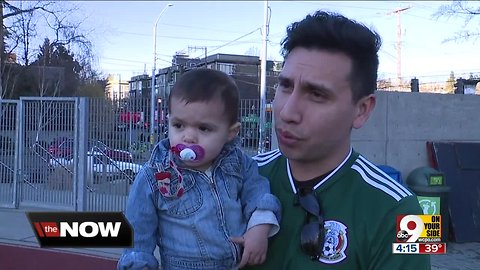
278, 91, 302, 124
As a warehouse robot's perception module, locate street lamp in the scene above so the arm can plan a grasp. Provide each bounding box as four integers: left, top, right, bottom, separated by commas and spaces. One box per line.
150, 3, 173, 148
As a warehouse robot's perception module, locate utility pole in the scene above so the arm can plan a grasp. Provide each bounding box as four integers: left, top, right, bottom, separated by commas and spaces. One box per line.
150, 3, 173, 149
188, 46, 208, 67
387, 6, 411, 89
118, 74, 122, 104
0, 1, 4, 100
258, 0, 269, 154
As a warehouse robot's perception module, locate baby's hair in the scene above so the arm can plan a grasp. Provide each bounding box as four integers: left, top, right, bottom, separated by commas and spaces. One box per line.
168, 68, 239, 124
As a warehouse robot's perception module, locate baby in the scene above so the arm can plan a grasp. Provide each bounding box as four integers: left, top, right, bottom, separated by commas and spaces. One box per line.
118, 68, 281, 270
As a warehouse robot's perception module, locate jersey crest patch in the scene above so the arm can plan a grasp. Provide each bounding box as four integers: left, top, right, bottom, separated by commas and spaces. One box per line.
318, 220, 348, 264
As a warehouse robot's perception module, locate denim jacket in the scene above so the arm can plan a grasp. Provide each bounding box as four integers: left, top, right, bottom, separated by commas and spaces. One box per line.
118, 138, 281, 270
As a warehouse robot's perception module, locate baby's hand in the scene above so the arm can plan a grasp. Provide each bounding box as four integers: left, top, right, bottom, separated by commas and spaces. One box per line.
230, 224, 272, 269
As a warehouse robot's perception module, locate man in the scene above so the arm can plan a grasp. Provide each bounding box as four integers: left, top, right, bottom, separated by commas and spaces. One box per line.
249, 10, 430, 269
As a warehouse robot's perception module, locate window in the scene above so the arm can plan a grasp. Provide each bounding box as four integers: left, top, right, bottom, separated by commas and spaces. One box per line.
217, 63, 235, 75
158, 75, 165, 85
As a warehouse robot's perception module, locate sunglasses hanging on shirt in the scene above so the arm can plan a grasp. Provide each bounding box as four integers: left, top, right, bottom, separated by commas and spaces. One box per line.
297, 187, 325, 260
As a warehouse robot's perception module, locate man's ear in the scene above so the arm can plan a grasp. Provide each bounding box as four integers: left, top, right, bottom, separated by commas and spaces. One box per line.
353, 94, 376, 129
228, 122, 241, 141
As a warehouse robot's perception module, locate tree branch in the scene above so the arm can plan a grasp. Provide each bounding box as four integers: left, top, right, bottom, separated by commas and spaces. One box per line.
3, 2, 56, 19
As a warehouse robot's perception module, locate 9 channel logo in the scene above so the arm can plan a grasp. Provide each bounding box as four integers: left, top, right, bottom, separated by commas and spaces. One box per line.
396, 215, 424, 243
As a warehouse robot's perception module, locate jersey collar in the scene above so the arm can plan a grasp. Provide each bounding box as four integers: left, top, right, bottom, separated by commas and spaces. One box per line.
287, 147, 353, 194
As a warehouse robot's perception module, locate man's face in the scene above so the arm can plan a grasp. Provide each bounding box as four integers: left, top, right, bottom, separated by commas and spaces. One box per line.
168, 96, 237, 171
273, 47, 371, 169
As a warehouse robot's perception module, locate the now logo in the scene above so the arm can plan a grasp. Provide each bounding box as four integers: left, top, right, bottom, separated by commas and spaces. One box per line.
27, 212, 132, 247
33, 221, 122, 238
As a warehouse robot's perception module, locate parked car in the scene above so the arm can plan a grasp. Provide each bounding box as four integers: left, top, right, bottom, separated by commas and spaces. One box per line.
48, 138, 133, 162
47, 137, 74, 158
49, 153, 141, 183
90, 140, 133, 162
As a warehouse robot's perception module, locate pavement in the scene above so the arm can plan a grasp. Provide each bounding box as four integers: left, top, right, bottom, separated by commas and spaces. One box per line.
0, 207, 479, 270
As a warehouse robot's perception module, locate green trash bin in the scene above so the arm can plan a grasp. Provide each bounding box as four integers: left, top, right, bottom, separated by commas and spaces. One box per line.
406, 166, 451, 242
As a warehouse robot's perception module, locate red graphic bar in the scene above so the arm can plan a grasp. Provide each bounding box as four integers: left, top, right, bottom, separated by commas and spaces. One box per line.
33, 222, 45, 237
419, 243, 446, 254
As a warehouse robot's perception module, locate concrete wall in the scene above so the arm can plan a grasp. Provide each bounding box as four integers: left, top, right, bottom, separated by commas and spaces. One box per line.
353, 91, 480, 178
271, 91, 480, 179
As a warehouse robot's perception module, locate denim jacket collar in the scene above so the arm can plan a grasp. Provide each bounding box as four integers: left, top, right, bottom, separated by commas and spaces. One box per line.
148, 137, 241, 171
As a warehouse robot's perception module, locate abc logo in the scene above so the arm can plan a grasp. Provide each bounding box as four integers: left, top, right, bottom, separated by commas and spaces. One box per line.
396, 230, 410, 242
397, 215, 424, 243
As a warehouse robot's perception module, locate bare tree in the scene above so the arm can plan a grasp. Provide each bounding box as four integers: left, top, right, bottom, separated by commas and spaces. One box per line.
4, 1, 92, 65
1, 0, 94, 99
1, 1, 55, 99
5, 1, 45, 65
0, 1, 99, 150
433, 0, 480, 43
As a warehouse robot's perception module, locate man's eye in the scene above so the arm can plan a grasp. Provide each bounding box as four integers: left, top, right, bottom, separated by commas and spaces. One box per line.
172, 123, 182, 128
311, 91, 323, 98
278, 80, 291, 89
310, 90, 328, 101
277, 80, 293, 93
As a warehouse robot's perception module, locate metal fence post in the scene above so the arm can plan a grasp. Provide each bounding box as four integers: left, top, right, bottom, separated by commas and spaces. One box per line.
76, 97, 89, 211
13, 100, 23, 208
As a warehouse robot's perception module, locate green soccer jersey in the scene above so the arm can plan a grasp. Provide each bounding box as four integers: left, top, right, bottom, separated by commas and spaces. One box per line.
248, 149, 431, 270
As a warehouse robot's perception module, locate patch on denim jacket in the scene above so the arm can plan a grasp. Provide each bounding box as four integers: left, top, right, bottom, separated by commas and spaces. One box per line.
156, 159, 186, 198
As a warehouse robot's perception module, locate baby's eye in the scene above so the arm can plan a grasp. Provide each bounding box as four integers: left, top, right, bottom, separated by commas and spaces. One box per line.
199, 126, 211, 132
172, 123, 182, 129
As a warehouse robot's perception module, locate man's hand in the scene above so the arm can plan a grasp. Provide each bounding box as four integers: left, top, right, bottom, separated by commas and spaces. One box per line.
230, 224, 272, 269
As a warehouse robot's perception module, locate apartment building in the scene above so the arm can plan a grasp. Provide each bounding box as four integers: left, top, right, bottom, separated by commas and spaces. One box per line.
105, 74, 130, 100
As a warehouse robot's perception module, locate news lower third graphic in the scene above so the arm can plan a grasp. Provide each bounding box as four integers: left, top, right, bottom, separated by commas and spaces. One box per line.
26, 212, 133, 248
393, 214, 446, 255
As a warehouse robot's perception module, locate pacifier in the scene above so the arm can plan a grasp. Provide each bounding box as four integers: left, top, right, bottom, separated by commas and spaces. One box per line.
172, 144, 205, 161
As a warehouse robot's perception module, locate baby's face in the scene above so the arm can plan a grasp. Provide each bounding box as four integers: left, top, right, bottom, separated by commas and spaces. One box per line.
168, 96, 237, 171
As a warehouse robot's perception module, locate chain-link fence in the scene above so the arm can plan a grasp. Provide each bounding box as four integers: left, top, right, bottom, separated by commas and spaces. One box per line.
0, 97, 272, 211
0, 100, 18, 208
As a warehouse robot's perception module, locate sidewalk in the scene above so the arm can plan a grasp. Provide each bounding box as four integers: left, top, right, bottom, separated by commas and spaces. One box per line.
1, 207, 479, 269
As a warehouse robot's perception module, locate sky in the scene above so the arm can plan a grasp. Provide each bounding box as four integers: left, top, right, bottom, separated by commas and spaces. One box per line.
71, 1, 480, 84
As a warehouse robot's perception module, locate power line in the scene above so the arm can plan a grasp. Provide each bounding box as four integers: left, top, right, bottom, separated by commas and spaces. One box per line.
101, 27, 271, 69
113, 30, 258, 44
208, 28, 261, 54
159, 22, 249, 35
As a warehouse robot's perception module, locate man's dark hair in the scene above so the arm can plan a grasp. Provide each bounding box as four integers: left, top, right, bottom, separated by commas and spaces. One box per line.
280, 10, 382, 102
168, 68, 239, 124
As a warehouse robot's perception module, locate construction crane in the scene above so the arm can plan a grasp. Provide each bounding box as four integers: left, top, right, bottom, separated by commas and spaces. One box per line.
387, 6, 412, 89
